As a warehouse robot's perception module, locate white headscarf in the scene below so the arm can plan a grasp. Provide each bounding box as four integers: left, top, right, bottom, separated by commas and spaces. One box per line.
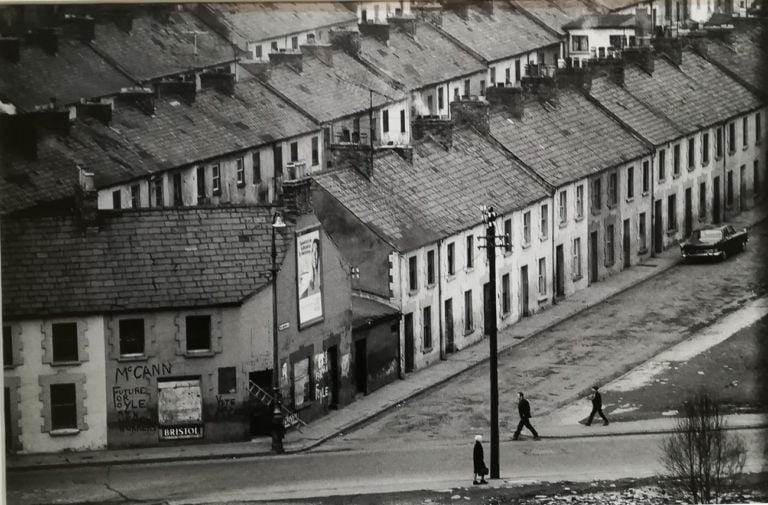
474, 435, 482, 442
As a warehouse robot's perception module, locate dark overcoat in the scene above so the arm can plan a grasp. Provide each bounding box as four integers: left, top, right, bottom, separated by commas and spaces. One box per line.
473, 441, 485, 474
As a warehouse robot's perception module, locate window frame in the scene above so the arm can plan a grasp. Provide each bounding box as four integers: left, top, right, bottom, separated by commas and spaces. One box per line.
523, 211, 531, 244
427, 250, 435, 286
699, 181, 707, 218
667, 194, 677, 231
466, 235, 474, 269
186, 315, 212, 353
311, 137, 319, 166
464, 290, 473, 333
687, 137, 695, 169
503, 218, 512, 253
626, 166, 634, 199
118, 318, 145, 357
606, 224, 615, 266
558, 191, 567, 224
576, 184, 584, 218
382, 110, 389, 133
540, 203, 549, 239
702, 132, 710, 165
673, 144, 681, 176
50, 383, 78, 431
658, 148, 666, 180
112, 189, 121, 210
502, 273, 511, 314
236, 157, 245, 187
211, 164, 221, 196
538, 257, 547, 296
447, 242, 455, 276
572, 237, 582, 278
52, 322, 79, 363
642, 161, 649, 194
408, 255, 418, 292
423, 306, 432, 350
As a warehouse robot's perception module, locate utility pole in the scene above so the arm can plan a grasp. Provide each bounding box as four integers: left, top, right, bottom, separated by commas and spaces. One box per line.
479, 205, 507, 480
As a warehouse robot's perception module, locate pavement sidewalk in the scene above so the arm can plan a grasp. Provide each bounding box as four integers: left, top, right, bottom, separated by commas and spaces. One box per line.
8, 205, 768, 471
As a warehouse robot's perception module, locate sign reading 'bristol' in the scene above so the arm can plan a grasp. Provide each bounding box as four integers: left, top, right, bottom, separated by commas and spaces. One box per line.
159, 425, 204, 440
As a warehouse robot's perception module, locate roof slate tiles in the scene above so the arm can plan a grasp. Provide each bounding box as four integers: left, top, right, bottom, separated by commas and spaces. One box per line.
314, 127, 550, 252
89, 10, 240, 82
201, 2, 356, 43
262, 50, 406, 123
439, 3, 561, 62
489, 88, 652, 187
1, 206, 288, 318
562, 13, 637, 29
359, 22, 485, 89
0, 39, 135, 111
695, 23, 768, 94
513, 0, 607, 35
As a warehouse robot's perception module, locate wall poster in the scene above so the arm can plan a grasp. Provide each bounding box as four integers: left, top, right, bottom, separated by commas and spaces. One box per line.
296, 227, 324, 328
157, 379, 204, 440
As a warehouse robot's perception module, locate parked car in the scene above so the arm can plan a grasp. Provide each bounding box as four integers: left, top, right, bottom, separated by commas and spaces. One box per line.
680, 224, 748, 261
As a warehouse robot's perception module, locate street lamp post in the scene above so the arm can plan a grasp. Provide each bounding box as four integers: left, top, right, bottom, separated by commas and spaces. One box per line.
271, 212, 286, 454
481, 205, 507, 480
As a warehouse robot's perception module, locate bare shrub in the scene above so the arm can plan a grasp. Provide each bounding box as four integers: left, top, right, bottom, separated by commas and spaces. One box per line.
661, 392, 747, 503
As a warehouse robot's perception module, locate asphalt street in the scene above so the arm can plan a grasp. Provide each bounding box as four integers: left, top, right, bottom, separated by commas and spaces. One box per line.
7, 429, 766, 505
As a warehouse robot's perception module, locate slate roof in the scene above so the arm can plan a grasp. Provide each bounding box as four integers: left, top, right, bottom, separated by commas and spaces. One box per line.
89, 9, 240, 82
438, 3, 561, 62
694, 23, 768, 95
0, 38, 135, 111
261, 50, 406, 123
562, 13, 638, 29
359, 21, 485, 89
513, 0, 607, 35
313, 127, 550, 252
1, 206, 289, 318
201, 2, 356, 43
351, 295, 399, 330
588, 75, 684, 146
619, 49, 762, 134
489, 87, 652, 187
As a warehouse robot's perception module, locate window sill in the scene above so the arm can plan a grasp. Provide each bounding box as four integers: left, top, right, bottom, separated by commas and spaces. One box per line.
607, 203, 617, 210
50, 360, 82, 367
687, 166, 695, 172
742, 145, 749, 151
501, 311, 511, 319
715, 155, 723, 162
702, 161, 710, 168
50, 428, 80, 437
728, 150, 736, 157
575, 215, 585, 223
118, 354, 148, 363
604, 262, 615, 268
572, 274, 583, 282
4, 364, 17, 370
559, 221, 568, 229
465, 267, 475, 274
423, 346, 434, 354
539, 235, 549, 242
537, 296, 548, 303
446, 273, 456, 282
666, 228, 678, 236
672, 173, 681, 180
408, 289, 419, 296
212, 191, 222, 197
642, 191, 650, 197
625, 197, 634, 204
426, 283, 436, 290
463, 328, 475, 336
185, 350, 215, 358
503, 250, 513, 258
522, 242, 532, 250
638, 247, 649, 255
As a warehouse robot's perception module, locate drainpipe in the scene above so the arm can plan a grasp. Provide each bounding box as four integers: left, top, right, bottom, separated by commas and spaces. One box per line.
650, 151, 656, 257
438, 239, 445, 360
722, 123, 728, 224
395, 252, 405, 380
551, 193, 557, 303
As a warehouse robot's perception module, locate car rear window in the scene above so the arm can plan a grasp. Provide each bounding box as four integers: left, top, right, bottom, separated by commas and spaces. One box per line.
695, 229, 723, 241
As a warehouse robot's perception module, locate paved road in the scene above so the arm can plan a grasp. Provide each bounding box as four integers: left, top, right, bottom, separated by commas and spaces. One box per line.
321, 221, 768, 451
8, 429, 766, 505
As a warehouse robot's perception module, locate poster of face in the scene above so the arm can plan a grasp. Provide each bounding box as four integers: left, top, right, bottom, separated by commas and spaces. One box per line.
296, 228, 323, 327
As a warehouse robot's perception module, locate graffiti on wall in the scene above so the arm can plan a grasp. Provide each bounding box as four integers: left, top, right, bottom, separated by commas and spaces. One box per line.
314, 352, 329, 402
341, 353, 350, 378
115, 362, 173, 383
214, 395, 240, 419
112, 362, 172, 433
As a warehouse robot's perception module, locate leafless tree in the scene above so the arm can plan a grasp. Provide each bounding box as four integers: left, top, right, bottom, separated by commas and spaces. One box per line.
661, 392, 747, 503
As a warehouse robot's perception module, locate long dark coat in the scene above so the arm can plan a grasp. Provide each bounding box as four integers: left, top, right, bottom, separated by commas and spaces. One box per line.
473, 440, 485, 474
592, 390, 603, 408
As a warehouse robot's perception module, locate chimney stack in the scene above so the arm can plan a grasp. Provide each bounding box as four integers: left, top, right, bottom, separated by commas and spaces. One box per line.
358, 22, 391, 44
329, 144, 374, 178
0, 37, 21, 63
450, 98, 490, 135
116, 87, 156, 116
76, 166, 99, 228
330, 29, 362, 57
269, 50, 303, 73
485, 86, 524, 119
412, 116, 453, 150
63, 14, 96, 42
520, 75, 557, 103
623, 45, 655, 74
155, 80, 197, 104
388, 15, 417, 37
414, 2, 442, 26
200, 72, 237, 96
300, 43, 333, 67
75, 101, 112, 124
652, 37, 683, 66
0, 113, 37, 159
554, 66, 593, 93
282, 177, 314, 216
37, 27, 59, 55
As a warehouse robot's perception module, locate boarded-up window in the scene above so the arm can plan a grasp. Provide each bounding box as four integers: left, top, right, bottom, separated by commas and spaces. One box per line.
218, 367, 237, 395
158, 379, 203, 426
293, 357, 311, 408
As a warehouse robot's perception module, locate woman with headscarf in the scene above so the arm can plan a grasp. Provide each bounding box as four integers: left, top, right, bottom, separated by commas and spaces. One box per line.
473, 435, 488, 485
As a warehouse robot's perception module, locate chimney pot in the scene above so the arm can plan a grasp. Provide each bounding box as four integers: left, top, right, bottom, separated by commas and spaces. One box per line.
450, 98, 490, 135
330, 29, 362, 56
116, 87, 156, 116
282, 177, 314, 216
268, 50, 303, 73
358, 21, 391, 44
75, 102, 113, 125
200, 72, 237, 96
0, 37, 21, 63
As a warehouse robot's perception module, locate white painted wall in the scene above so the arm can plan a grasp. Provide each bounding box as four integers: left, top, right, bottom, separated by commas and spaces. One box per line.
357, 1, 412, 23
246, 23, 357, 61
487, 47, 560, 87
566, 27, 637, 64
553, 179, 591, 299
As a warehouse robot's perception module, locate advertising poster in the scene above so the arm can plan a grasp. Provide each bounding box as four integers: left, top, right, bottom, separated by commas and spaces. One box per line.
296, 228, 324, 327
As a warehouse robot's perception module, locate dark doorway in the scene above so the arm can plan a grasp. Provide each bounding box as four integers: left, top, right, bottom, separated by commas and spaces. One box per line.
714, 176, 721, 224
589, 231, 599, 283
483, 282, 493, 335
249, 370, 272, 437
654, 200, 663, 253
355, 338, 368, 394
555, 244, 565, 298
444, 298, 454, 354
623, 219, 631, 268
327, 345, 339, 408
520, 265, 530, 317
403, 313, 414, 373
740, 165, 747, 211
685, 187, 693, 238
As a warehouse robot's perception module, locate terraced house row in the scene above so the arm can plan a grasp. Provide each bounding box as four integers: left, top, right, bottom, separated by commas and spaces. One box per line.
1, 2, 766, 454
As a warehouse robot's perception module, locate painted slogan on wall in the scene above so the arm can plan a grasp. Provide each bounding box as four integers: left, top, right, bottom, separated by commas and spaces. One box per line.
296, 228, 324, 328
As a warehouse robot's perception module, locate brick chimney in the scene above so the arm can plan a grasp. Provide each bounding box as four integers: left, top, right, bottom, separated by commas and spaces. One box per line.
0, 113, 37, 159
282, 177, 314, 217
329, 144, 374, 178
200, 72, 236, 96
485, 86, 524, 119
76, 166, 99, 228
301, 43, 333, 67
450, 98, 490, 135
358, 22, 391, 44
415, 2, 442, 26
388, 15, 417, 37
63, 14, 95, 42
652, 37, 683, 66
155, 80, 197, 104
554, 66, 593, 93
445, 0, 470, 20
269, 50, 303, 73
623, 45, 655, 74
37, 27, 59, 55
521, 75, 557, 103
115, 87, 155, 116
330, 29, 362, 57
76, 101, 112, 125
412, 116, 453, 150
0, 37, 21, 63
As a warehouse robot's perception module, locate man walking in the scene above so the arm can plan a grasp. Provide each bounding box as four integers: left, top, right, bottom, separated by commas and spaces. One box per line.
586, 385, 609, 426
513, 392, 539, 440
